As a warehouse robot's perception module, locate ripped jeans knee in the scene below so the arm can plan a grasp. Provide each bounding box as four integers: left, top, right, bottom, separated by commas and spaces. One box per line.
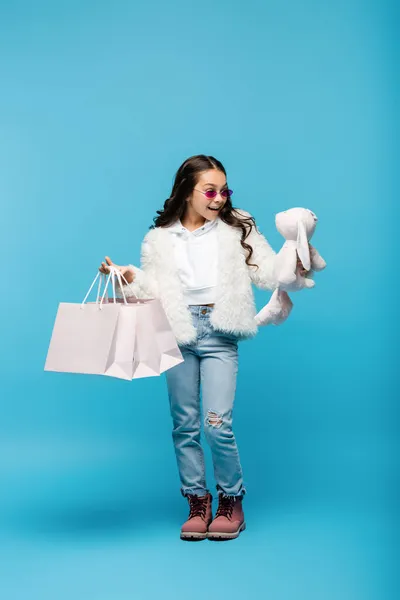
204, 409, 223, 429
204, 408, 236, 452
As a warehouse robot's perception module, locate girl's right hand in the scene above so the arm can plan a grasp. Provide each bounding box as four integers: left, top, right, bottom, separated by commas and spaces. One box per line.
99, 256, 135, 284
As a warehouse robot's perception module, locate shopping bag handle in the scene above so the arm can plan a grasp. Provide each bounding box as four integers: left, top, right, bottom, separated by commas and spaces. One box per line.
81, 267, 138, 309
108, 267, 139, 302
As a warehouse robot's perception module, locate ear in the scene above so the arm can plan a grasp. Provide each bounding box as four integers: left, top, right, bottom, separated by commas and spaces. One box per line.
296, 219, 311, 271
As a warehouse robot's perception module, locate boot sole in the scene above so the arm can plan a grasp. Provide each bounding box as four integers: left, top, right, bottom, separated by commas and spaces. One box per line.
207, 522, 246, 541
180, 531, 208, 541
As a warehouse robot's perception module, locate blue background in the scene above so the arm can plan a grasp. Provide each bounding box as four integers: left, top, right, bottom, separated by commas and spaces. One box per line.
1, 1, 397, 599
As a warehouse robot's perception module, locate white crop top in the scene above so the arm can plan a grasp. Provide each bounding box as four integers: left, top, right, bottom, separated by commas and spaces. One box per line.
166, 217, 219, 305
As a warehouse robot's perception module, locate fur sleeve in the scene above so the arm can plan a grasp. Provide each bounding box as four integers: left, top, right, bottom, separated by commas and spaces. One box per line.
234, 208, 278, 290
115, 234, 160, 299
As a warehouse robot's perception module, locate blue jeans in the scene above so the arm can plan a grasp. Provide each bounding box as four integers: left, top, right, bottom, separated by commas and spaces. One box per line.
165, 305, 246, 498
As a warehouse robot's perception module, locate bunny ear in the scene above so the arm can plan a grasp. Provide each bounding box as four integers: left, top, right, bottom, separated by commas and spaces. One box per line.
296, 219, 311, 271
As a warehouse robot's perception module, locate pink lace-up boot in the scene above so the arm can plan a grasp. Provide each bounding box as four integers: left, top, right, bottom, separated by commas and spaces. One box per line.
180, 493, 213, 541
207, 494, 246, 541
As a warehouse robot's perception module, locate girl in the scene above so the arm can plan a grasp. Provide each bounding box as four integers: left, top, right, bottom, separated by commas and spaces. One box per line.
99, 155, 308, 542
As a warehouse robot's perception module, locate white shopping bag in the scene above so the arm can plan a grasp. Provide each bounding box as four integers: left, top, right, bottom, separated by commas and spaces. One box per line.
44, 268, 183, 380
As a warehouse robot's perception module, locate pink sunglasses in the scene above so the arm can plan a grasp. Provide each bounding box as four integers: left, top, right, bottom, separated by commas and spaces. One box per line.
194, 188, 233, 200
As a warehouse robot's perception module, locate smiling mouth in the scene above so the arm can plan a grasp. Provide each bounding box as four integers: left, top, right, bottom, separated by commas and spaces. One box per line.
208, 207, 220, 211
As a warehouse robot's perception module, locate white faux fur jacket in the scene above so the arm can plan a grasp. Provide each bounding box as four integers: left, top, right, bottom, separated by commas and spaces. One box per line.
118, 209, 281, 345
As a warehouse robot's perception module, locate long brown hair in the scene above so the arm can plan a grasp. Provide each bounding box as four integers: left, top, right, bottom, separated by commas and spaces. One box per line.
151, 154, 259, 268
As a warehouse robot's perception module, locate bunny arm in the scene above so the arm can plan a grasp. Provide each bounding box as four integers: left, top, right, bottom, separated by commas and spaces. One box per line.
310, 245, 327, 271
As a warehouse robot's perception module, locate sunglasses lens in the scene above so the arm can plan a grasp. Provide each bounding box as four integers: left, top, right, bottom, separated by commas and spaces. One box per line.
204, 191, 217, 199
221, 189, 233, 198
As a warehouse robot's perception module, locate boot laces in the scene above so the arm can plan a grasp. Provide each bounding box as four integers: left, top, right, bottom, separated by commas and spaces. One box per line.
215, 495, 235, 519
188, 494, 208, 519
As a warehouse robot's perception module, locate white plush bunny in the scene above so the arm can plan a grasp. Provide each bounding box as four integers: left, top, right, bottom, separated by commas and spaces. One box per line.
255, 207, 326, 326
